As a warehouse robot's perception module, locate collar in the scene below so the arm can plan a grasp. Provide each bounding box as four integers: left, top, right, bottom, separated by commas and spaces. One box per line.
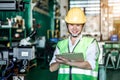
68, 34, 83, 42
68, 34, 83, 52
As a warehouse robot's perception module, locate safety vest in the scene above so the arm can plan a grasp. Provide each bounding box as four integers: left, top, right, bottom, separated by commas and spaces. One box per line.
57, 36, 100, 80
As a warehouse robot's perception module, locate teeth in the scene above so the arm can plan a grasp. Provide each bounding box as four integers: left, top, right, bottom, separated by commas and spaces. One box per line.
73, 31, 78, 33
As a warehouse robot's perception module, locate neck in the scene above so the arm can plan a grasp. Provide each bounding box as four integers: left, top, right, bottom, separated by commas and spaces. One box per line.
71, 36, 78, 45
70, 34, 81, 45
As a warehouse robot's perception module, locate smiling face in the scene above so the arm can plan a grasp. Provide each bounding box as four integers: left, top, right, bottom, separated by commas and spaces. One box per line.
67, 24, 83, 37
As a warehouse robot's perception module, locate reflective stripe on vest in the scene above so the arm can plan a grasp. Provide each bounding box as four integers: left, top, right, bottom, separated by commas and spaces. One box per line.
59, 68, 98, 77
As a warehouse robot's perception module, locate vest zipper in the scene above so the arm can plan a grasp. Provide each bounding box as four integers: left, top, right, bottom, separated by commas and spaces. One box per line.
68, 39, 81, 80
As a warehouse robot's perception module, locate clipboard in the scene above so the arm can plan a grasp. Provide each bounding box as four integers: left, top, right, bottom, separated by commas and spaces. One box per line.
55, 53, 84, 61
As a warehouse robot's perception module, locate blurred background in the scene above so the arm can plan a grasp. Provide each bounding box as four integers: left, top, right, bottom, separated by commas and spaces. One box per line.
0, 0, 120, 80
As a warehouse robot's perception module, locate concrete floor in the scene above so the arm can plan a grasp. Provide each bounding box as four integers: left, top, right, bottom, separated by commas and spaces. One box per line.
106, 69, 120, 80
25, 58, 120, 80
25, 58, 58, 80
26, 66, 58, 80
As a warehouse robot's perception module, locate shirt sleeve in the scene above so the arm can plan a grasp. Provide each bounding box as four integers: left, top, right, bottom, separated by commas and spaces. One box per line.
86, 41, 98, 70
49, 47, 60, 65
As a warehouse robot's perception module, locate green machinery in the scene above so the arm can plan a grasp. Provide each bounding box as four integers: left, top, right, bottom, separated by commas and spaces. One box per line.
103, 41, 120, 69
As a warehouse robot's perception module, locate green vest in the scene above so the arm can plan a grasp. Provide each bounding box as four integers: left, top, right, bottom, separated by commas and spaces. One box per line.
57, 36, 100, 80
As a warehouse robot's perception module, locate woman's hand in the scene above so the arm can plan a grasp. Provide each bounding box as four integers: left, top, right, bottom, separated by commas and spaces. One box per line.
56, 57, 71, 65
55, 57, 92, 69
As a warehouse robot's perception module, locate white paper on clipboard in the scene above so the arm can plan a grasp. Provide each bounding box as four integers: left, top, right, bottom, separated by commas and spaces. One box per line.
55, 53, 84, 61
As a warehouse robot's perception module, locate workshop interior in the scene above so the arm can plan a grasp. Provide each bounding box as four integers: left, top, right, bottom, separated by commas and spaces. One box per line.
0, 0, 120, 80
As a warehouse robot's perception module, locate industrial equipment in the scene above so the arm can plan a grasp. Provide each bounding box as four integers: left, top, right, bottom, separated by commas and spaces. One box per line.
0, 0, 25, 11
13, 46, 35, 60
0, 0, 16, 10
0, 29, 37, 80
103, 41, 120, 69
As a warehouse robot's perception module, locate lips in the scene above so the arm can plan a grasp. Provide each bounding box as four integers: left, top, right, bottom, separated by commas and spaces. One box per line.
72, 30, 79, 34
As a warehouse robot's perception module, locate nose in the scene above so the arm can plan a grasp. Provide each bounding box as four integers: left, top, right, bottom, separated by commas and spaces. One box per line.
72, 25, 78, 29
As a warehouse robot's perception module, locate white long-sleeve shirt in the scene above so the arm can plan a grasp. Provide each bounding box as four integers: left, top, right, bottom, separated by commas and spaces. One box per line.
50, 35, 99, 70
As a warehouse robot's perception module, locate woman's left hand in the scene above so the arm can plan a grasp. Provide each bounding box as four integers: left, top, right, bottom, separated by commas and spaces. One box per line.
56, 57, 71, 65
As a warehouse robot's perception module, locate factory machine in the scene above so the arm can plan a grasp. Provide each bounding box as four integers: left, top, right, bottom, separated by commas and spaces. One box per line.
103, 41, 120, 69
97, 41, 120, 80
0, 30, 36, 80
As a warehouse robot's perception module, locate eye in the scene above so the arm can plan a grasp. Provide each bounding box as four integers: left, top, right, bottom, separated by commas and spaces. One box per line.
69, 24, 74, 26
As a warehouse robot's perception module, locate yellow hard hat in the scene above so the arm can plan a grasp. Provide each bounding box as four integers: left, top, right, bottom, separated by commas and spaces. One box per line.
65, 7, 86, 24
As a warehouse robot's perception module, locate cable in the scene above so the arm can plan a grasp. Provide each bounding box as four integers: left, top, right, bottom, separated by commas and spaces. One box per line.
5, 73, 12, 79
0, 51, 3, 60
1, 60, 14, 80
5, 61, 14, 71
